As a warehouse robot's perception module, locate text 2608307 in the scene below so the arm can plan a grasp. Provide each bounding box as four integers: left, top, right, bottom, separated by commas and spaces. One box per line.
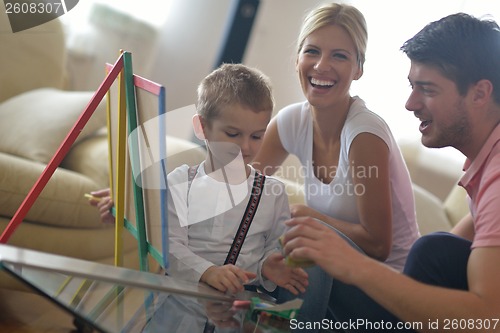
5, 1, 65, 14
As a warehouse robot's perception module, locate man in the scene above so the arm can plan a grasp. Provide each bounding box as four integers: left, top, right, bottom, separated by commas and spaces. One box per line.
282, 12, 500, 332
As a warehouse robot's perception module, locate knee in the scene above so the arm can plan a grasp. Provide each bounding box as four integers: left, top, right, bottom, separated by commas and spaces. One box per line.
404, 232, 471, 288
410, 232, 469, 256
403, 233, 448, 281
410, 232, 450, 254
404, 232, 468, 273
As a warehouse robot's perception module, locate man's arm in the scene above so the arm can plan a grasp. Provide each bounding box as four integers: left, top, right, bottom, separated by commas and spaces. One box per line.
283, 217, 500, 332
354, 247, 500, 331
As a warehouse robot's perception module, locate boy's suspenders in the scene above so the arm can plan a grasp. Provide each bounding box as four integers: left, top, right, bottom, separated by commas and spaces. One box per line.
224, 170, 266, 265
187, 165, 266, 265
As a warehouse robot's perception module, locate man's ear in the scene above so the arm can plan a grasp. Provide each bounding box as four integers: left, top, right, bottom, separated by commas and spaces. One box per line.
471, 79, 493, 106
192, 114, 206, 140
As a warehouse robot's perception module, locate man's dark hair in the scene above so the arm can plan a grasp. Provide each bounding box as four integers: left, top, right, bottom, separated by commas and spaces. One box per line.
401, 13, 500, 104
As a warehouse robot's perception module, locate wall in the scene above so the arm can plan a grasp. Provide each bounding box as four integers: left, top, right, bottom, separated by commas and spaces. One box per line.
62, 0, 498, 153
145, 0, 326, 140
63, 0, 326, 140
145, 0, 499, 146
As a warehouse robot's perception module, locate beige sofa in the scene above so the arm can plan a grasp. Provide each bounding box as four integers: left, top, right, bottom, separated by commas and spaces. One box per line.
0, 12, 301, 290
0, 12, 139, 289
398, 140, 469, 235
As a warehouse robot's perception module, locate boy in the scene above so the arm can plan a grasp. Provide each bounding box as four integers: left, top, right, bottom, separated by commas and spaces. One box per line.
165, 63, 307, 296
89, 64, 307, 296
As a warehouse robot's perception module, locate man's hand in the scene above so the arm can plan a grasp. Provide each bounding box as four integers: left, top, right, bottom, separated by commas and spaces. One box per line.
290, 204, 327, 222
200, 265, 257, 295
262, 252, 308, 295
283, 217, 366, 281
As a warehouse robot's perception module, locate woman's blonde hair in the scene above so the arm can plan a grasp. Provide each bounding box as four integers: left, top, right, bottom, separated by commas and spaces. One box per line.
297, 2, 368, 70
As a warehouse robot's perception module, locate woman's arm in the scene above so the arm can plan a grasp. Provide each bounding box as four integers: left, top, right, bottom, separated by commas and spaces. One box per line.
346, 132, 392, 261
252, 118, 289, 175
299, 132, 392, 261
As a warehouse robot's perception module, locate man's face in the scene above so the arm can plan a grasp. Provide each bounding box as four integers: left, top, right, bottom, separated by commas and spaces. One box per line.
405, 61, 470, 151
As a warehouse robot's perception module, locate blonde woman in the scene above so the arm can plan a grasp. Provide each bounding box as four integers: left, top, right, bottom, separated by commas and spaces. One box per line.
253, 2, 419, 329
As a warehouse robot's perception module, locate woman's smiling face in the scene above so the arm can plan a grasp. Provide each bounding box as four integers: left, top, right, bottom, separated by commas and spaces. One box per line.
296, 24, 362, 110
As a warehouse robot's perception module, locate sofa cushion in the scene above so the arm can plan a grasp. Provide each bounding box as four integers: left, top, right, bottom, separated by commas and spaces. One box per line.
413, 184, 451, 235
165, 136, 206, 171
61, 131, 110, 189
0, 88, 107, 164
399, 139, 464, 201
0, 152, 105, 228
0, 13, 66, 102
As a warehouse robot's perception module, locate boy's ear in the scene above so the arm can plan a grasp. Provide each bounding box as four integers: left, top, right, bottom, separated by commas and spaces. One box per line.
192, 114, 206, 140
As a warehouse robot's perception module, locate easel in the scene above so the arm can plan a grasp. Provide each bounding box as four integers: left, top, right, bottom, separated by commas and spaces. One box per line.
0, 51, 169, 272
106, 52, 168, 271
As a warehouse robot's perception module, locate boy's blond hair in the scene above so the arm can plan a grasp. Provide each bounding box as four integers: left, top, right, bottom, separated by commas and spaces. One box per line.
196, 63, 274, 122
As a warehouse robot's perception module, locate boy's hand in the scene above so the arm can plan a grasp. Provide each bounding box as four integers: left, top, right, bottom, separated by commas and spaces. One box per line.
200, 265, 257, 295
262, 252, 308, 295
87, 188, 115, 224
203, 300, 239, 329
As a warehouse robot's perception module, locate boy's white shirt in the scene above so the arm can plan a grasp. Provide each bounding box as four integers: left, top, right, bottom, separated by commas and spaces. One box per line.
169, 155, 249, 227
166, 162, 290, 291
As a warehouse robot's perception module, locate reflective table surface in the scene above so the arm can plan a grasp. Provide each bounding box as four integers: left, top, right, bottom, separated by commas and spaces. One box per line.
0, 244, 291, 333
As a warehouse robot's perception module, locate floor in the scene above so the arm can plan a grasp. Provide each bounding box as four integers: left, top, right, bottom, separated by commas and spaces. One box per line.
0, 288, 77, 333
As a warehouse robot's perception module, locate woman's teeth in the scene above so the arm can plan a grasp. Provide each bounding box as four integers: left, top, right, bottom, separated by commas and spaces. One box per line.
311, 78, 334, 87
